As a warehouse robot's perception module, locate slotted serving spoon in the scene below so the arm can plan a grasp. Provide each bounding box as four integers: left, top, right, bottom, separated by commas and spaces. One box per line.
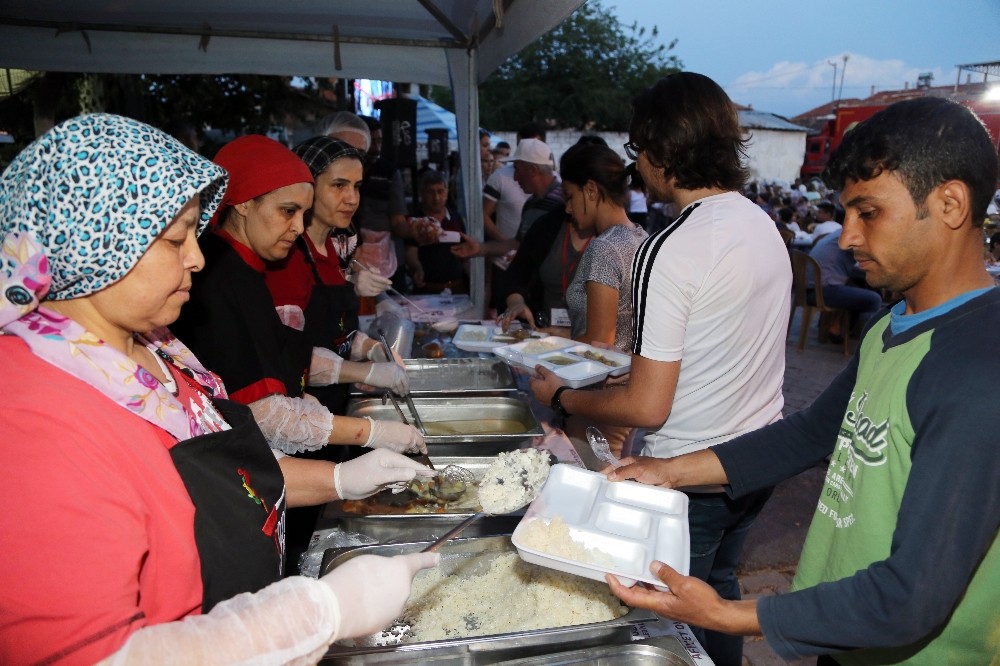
421, 452, 554, 552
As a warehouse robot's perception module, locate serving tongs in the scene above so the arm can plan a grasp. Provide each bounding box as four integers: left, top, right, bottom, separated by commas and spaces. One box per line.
376, 328, 426, 436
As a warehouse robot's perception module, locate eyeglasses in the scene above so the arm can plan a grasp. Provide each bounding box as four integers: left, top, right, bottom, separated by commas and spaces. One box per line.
623, 141, 641, 161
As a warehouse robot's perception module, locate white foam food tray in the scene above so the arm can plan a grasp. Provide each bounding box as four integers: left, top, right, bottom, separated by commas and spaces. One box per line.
493, 337, 632, 388
452, 324, 542, 352
511, 465, 689, 590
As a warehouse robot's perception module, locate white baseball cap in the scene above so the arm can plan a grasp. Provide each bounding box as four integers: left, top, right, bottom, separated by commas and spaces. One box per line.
504, 138, 555, 167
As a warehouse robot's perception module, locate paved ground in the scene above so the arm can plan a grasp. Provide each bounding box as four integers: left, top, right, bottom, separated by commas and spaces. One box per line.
735, 310, 852, 666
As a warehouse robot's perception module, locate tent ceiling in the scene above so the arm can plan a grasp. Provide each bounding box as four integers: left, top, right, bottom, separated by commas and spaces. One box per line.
0, 0, 581, 86
0, 0, 585, 316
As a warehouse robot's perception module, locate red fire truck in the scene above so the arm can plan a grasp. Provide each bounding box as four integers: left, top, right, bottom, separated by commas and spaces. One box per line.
800, 94, 1000, 180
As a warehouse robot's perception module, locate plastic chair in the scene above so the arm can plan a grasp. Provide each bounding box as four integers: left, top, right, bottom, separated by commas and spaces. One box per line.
789, 250, 851, 355
778, 228, 795, 248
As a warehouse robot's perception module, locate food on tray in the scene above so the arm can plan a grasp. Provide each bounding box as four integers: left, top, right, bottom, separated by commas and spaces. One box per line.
341, 479, 481, 514
456, 328, 489, 342
518, 339, 563, 355
544, 355, 579, 366
580, 350, 620, 367
407, 475, 468, 503
366, 551, 627, 645
423, 341, 445, 358
478, 449, 552, 514
421, 419, 528, 437
517, 516, 615, 567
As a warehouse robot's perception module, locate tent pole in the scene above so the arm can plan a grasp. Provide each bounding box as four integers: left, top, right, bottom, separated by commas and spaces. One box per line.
447, 47, 484, 318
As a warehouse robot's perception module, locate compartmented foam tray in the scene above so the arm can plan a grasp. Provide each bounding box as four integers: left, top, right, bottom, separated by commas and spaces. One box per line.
452, 323, 542, 352
493, 336, 632, 388
512, 465, 689, 590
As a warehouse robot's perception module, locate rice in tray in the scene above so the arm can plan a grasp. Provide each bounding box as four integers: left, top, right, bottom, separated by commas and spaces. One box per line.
517, 516, 615, 567
478, 449, 552, 514
365, 551, 627, 646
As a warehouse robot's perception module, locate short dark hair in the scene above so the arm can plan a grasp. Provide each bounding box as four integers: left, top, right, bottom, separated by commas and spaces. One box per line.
824, 97, 999, 224
575, 134, 608, 147
991, 231, 1000, 252
418, 169, 448, 191
816, 200, 836, 214
778, 207, 795, 223
496, 141, 511, 150
559, 143, 629, 209
517, 122, 546, 143
629, 72, 749, 191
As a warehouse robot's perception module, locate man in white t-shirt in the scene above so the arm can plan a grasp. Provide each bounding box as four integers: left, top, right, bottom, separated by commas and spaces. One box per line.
809, 200, 842, 241
530, 72, 791, 666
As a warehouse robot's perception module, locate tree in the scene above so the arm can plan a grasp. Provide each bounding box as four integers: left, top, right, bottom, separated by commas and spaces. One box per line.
473, 1, 682, 131
0, 72, 334, 158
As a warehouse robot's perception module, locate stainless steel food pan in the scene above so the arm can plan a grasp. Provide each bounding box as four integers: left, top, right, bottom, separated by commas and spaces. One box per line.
352, 358, 517, 396
320, 456, 522, 543
493, 635, 696, 665
346, 396, 543, 446
320, 535, 656, 665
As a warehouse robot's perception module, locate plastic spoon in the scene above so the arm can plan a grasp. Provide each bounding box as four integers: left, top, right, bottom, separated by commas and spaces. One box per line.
586, 427, 623, 469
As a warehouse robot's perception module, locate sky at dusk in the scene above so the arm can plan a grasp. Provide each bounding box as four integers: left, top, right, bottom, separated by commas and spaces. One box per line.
609, 0, 1000, 118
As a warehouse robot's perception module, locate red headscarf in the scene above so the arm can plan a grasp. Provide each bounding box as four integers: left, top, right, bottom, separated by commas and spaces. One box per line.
211, 135, 314, 226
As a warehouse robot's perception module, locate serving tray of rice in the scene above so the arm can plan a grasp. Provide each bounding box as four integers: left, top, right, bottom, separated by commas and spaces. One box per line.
322, 535, 654, 662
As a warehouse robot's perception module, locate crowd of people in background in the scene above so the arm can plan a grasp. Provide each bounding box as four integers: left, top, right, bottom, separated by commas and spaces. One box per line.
3, 70, 999, 666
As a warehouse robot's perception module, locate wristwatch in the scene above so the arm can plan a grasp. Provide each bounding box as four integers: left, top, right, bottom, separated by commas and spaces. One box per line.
550, 385, 572, 419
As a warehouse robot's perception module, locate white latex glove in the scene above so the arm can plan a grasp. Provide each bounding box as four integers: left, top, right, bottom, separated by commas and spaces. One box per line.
349, 267, 392, 297
275, 304, 306, 331
99, 576, 340, 666
333, 447, 435, 499
321, 552, 440, 641
366, 342, 405, 367
309, 346, 345, 386
249, 394, 334, 454
364, 361, 409, 395
349, 331, 374, 361
363, 417, 426, 455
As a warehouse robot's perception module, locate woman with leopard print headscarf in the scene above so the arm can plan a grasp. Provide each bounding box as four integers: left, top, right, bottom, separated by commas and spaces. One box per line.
0, 114, 438, 664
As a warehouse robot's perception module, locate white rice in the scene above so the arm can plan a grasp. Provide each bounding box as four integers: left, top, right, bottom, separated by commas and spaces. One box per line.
477, 449, 551, 515
518, 340, 562, 355
516, 516, 615, 567
392, 552, 627, 643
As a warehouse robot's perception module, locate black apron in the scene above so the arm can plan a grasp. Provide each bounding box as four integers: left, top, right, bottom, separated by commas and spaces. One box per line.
169, 397, 286, 611
285, 236, 364, 573
298, 234, 360, 418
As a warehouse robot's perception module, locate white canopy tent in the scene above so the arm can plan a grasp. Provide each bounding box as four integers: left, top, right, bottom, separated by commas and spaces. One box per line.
0, 0, 584, 314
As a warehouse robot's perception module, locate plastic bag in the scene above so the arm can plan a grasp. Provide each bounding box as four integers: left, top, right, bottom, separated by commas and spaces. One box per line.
355, 230, 397, 279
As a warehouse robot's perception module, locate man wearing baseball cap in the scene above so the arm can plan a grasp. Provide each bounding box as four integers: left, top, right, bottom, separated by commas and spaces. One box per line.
506, 137, 561, 237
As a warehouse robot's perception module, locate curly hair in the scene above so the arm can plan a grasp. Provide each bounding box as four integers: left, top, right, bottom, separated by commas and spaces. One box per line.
824, 97, 998, 224
628, 72, 749, 191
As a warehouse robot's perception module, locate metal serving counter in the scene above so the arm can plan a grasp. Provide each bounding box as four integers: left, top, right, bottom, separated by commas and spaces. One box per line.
311, 320, 710, 665
319, 536, 684, 665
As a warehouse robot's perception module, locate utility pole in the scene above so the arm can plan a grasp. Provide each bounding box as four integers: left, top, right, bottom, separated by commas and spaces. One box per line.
838, 54, 849, 102
828, 60, 838, 102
